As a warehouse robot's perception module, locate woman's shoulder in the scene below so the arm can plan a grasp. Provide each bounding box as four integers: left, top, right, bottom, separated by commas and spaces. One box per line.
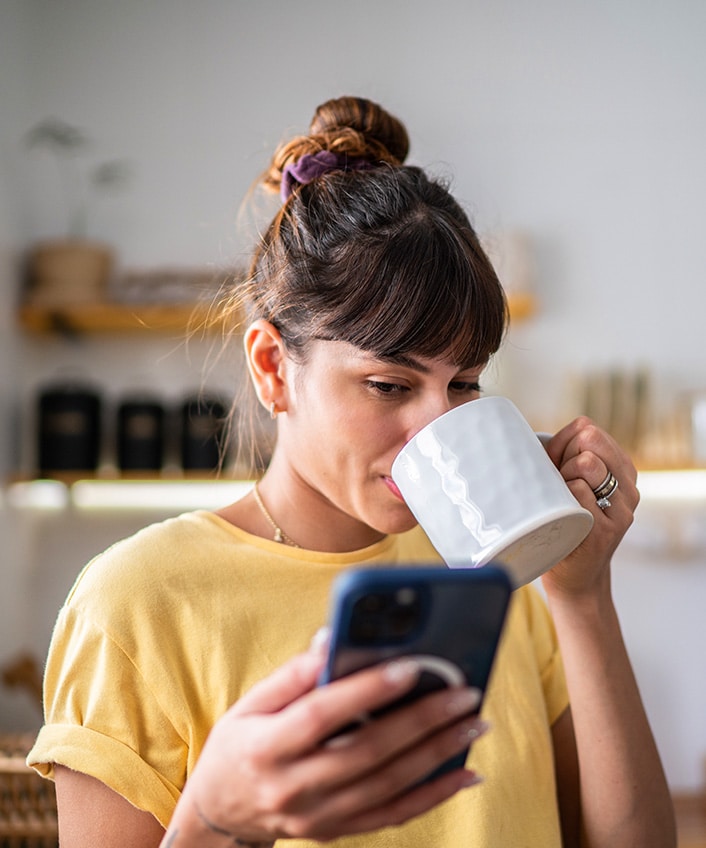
65, 510, 227, 608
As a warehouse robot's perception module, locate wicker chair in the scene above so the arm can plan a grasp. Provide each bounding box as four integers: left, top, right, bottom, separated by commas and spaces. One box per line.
1, 652, 57, 848
0, 732, 57, 848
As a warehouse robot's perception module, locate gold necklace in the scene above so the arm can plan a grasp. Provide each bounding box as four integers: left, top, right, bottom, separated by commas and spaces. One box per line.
252, 482, 301, 548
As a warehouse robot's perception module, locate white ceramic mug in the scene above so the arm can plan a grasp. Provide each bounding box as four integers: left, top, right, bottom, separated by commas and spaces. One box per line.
391, 396, 594, 587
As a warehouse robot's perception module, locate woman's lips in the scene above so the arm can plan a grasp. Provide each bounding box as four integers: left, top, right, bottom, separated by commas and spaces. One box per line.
383, 475, 405, 501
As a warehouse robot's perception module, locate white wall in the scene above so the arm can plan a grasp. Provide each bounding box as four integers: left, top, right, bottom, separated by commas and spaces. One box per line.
6, 0, 705, 425
613, 502, 706, 791
0, 0, 33, 476
1, 0, 705, 792
0, 0, 40, 729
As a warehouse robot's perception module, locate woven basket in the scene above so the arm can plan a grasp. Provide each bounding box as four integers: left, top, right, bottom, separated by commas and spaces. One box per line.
0, 733, 57, 848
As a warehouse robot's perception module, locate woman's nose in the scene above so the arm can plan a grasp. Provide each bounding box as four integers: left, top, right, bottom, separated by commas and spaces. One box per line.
405, 396, 455, 442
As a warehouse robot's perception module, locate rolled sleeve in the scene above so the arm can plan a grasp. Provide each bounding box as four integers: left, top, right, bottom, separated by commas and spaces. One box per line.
28, 605, 186, 829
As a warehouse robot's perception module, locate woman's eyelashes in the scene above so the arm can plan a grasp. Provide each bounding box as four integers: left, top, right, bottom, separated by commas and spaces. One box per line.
450, 381, 482, 396
365, 380, 408, 396
364, 380, 482, 398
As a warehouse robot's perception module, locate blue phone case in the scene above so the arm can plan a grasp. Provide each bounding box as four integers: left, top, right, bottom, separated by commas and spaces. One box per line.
320, 564, 512, 781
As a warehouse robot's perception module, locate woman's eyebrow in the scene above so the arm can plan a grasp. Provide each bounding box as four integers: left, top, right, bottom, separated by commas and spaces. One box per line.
372, 352, 430, 372
368, 352, 484, 374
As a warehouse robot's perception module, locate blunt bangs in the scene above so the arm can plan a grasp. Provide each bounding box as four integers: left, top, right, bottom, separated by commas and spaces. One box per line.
318, 213, 508, 368
249, 165, 508, 369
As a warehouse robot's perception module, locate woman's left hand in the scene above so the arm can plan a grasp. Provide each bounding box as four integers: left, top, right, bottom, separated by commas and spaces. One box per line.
541, 415, 640, 598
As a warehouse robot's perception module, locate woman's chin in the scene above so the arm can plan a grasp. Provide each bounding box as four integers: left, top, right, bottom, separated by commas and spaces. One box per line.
378, 506, 418, 537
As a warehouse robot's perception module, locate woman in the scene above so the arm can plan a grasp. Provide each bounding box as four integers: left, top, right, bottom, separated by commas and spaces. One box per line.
28, 96, 675, 847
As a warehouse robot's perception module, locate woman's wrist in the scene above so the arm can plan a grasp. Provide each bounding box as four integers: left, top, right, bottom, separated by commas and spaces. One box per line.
192, 798, 275, 848
542, 556, 613, 608
161, 792, 275, 848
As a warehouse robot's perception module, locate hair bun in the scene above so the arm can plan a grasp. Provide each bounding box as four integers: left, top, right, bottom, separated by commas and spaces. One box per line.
263, 96, 410, 197
309, 96, 409, 164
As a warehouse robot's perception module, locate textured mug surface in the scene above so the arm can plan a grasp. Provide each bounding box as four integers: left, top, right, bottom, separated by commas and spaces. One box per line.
391, 396, 594, 586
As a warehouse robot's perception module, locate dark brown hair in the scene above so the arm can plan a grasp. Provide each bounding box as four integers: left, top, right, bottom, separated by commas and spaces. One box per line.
239, 96, 508, 368
220, 96, 508, 469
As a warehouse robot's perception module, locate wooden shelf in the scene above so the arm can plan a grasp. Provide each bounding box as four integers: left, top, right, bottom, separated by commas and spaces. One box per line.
17, 293, 536, 336
17, 301, 228, 335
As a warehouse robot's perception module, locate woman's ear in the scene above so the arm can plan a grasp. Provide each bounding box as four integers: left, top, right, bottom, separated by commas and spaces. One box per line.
243, 320, 288, 416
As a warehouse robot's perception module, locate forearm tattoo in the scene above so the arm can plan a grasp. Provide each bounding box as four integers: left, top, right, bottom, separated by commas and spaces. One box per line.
161, 802, 274, 847
193, 800, 274, 847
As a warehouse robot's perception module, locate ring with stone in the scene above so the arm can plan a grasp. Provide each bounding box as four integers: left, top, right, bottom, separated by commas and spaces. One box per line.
592, 471, 619, 509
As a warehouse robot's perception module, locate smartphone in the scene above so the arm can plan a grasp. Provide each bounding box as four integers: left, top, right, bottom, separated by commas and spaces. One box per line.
319, 563, 512, 781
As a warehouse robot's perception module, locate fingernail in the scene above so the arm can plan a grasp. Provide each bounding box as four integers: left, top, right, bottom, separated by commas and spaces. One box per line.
461, 771, 484, 788
446, 687, 482, 716
460, 719, 491, 741
309, 626, 330, 656
383, 658, 421, 685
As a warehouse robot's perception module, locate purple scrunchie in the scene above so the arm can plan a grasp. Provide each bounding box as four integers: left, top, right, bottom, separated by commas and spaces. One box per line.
281, 150, 375, 201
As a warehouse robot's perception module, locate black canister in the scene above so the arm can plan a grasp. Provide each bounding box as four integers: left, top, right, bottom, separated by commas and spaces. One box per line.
117, 399, 165, 471
180, 395, 227, 471
38, 384, 102, 474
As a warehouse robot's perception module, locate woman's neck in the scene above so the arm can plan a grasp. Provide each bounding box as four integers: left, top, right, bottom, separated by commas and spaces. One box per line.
216, 468, 386, 553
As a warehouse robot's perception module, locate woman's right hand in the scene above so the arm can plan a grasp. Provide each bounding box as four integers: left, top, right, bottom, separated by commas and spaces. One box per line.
169, 648, 487, 845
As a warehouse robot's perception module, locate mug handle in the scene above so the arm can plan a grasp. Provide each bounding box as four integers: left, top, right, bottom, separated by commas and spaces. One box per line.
536, 431, 553, 449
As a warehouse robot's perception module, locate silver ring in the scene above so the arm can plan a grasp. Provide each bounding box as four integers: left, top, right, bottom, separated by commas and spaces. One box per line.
593, 471, 612, 494
593, 471, 618, 509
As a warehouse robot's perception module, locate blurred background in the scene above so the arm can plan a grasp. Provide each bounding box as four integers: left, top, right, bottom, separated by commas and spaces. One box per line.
0, 0, 704, 822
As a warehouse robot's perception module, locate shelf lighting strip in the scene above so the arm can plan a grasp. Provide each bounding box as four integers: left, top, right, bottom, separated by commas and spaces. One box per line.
6, 479, 254, 512
4, 471, 706, 513
636, 470, 706, 502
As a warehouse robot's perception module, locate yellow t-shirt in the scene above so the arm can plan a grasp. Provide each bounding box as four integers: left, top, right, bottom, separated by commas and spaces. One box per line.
29, 511, 568, 847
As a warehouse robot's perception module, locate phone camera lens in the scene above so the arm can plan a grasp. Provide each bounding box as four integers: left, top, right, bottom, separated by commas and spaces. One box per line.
349, 587, 423, 644
395, 587, 416, 606
389, 605, 419, 636
360, 594, 385, 613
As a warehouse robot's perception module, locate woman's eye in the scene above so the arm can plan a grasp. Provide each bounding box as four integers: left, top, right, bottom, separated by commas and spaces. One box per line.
450, 381, 482, 396
366, 380, 408, 395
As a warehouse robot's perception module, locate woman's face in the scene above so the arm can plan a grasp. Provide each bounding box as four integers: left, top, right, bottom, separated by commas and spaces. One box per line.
275, 338, 485, 546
